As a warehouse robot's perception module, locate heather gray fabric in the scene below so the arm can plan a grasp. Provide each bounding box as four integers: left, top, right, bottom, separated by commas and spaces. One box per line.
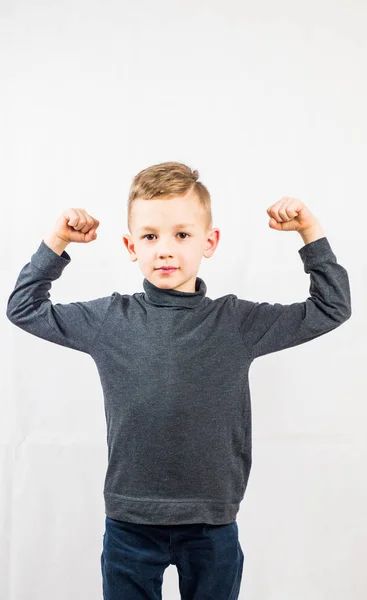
6, 237, 351, 525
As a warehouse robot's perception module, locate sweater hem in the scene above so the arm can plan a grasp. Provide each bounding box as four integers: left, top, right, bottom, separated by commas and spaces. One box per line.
104, 493, 240, 525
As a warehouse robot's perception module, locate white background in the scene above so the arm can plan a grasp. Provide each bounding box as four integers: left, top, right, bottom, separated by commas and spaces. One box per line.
1, 1, 366, 598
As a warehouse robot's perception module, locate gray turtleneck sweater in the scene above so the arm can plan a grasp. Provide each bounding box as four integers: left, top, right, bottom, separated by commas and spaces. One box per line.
6, 237, 351, 525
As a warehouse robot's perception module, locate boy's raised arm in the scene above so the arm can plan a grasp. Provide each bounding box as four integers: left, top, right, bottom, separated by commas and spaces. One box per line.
231, 197, 352, 360
6, 208, 114, 355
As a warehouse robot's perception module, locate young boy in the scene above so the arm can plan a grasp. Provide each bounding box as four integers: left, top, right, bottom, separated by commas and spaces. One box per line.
6, 161, 351, 600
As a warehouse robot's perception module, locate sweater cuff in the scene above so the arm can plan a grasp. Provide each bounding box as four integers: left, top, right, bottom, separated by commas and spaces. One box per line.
298, 236, 336, 266
31, 239, 71, 277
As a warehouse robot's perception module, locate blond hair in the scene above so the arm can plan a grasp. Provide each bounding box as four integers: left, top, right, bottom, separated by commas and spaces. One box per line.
127, 161, 212, 232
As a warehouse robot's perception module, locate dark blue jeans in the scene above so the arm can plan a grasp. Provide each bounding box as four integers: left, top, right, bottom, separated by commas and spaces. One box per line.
101, 516, 244, 599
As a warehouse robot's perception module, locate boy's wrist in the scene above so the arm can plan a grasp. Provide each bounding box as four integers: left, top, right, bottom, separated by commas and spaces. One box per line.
299, 223, 325, 245
43, 234, 69, 256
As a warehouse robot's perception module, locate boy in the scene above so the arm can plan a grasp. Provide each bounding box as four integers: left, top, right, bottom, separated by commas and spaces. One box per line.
6, 161, 351, 600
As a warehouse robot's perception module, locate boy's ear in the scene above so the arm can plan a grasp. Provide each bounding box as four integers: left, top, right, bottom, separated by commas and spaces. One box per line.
203, 228, 220, 259
122, 234, 138, 262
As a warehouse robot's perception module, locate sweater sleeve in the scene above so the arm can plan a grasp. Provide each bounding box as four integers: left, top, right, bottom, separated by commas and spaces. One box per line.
6, 240, 114, 355
231, 237, 352, 360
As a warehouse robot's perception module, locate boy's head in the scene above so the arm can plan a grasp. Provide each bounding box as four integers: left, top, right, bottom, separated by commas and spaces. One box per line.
122, 162, 220, 293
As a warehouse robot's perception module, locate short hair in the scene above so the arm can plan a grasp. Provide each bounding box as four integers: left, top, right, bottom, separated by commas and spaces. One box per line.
127, 161, 213, 233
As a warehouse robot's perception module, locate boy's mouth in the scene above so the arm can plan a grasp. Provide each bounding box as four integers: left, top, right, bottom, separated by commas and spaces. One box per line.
156, 267, 178, 274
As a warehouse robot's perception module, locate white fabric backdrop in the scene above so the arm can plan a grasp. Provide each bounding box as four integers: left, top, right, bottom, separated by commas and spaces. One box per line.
1, 1, 365, 598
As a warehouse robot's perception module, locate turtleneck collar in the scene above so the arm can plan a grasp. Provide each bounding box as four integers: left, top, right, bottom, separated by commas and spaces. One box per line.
142, 276, 207, 308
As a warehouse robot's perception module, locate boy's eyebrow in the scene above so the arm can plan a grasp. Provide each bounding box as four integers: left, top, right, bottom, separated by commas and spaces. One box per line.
138, 223, 196, 232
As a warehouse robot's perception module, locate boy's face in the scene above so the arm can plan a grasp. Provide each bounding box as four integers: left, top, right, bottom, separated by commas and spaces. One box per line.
122, 190, 220, 292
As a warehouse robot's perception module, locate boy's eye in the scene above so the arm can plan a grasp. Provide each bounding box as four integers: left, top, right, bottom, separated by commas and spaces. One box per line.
142, 232, 190, 241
